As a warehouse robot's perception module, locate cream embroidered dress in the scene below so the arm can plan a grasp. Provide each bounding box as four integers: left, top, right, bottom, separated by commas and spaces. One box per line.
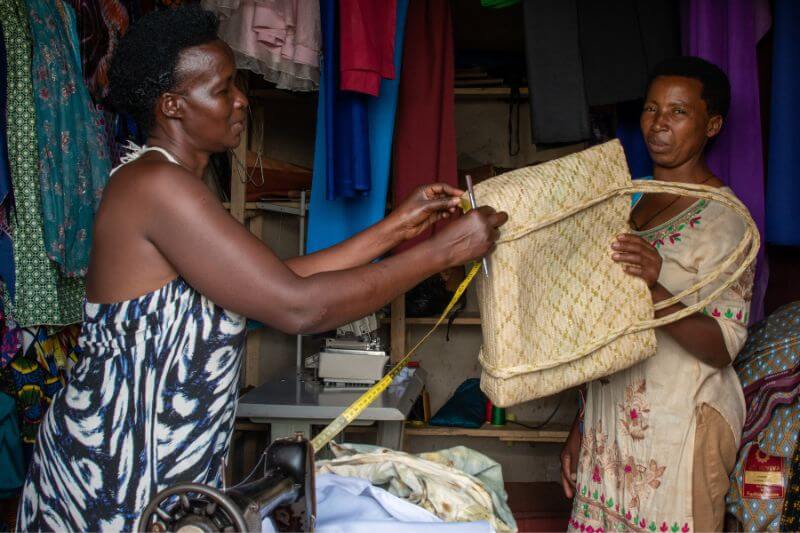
568, 188, 754, 533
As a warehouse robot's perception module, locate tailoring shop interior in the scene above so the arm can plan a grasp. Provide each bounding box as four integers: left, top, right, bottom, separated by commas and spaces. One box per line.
1, 0, 800, 531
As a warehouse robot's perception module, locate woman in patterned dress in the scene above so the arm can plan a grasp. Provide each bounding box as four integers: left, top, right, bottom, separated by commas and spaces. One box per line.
561, 57, 755, 533
17, 5, 507, 531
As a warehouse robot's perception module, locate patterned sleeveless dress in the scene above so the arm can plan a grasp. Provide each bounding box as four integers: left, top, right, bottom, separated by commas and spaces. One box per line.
17, 147, 247, 531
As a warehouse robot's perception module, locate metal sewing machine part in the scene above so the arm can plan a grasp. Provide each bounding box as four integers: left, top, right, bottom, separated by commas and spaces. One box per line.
139, 433, 316, 533
304, 314, 389, 388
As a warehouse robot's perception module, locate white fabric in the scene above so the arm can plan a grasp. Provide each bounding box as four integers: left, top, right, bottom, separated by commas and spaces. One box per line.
262, 474, 493, 533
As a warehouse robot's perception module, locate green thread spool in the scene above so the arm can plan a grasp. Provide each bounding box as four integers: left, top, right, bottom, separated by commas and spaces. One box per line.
491, 406, 506, 426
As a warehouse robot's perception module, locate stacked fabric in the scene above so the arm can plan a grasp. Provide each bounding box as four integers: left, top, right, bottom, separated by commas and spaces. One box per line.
727, 302, 800, 530
318, 442, 518, 532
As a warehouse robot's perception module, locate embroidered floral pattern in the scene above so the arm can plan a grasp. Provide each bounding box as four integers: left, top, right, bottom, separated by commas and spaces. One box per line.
577, 424, 667, 517
640, 200, 709, 249
701, 306, 749, 325
569, 482, 689, 533
619, 380, 650, 440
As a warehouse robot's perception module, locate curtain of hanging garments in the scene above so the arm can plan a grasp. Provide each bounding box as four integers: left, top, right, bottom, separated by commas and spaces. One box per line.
681, 0, 772, 324
306, 0, 409, 253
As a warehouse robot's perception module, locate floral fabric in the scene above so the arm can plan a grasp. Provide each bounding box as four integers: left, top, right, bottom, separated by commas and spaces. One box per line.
29, 0, 110, 278
0, 0, 84, 327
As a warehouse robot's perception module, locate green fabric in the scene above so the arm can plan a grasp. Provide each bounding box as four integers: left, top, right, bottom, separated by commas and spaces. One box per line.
0, 0, 84, 327
480, 0, 519, 8
0, 392, 24, 497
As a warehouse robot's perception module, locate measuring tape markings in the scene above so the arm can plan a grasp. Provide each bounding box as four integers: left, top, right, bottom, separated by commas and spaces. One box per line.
311, 261, 483, 453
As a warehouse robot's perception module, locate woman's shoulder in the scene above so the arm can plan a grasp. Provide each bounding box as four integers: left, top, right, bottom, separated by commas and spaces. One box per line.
701, 187, 748, 235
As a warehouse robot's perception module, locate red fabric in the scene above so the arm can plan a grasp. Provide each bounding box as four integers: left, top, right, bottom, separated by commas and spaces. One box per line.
392, 0, 457, 253
339, 0, 397, 96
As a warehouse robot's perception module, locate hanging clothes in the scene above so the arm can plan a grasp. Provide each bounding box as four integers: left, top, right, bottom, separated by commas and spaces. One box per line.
339, 0, 397, 96
210, 0, 321, 92
522, 0, 590, 144
681, 0, 771, 324
0, 392, 24, 499
579, 0, 679, 107
765, 0, 800, 247
0, 324, 81, 446
29, 0, 112, 278
521, 0, 679, 143
0, 0, 85, 328
0, 309, 21, 371
305, 0, 409, 253
392, 0, 458, 253
0, 25, 15, 302
63, 0, 129, 102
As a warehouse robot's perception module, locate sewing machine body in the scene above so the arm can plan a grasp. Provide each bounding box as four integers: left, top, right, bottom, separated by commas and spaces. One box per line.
140, 434, 316, 532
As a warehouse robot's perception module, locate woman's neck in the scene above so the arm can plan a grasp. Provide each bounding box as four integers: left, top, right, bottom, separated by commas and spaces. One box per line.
146, 132, 209, 178
652, 157, 714, 184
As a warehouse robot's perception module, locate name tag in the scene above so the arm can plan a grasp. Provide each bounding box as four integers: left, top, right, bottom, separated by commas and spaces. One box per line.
743, 445, 785, 500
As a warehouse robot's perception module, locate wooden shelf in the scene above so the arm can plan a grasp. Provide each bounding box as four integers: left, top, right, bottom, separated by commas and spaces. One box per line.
405, 422, 569, 443
382, 314, 481, 326
454, 87, 529, 98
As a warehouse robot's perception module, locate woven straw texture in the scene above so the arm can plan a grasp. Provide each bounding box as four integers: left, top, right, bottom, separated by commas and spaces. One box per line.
473, 140, 759, 406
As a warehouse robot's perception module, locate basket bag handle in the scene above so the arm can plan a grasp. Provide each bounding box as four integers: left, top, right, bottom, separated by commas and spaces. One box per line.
481, 180, 759, 379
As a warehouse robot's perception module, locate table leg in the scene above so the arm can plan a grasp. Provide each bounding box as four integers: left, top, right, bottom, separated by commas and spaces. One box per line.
377, 421, 404, 450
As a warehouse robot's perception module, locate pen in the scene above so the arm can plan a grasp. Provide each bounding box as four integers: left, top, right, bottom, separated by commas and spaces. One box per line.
465, 174, 490, 278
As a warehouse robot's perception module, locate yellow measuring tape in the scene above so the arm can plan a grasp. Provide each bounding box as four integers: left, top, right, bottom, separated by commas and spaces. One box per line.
311, 261, 482, 453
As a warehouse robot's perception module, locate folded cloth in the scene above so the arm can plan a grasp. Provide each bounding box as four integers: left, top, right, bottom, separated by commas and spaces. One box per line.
317, 443, 516, 532
261, 473, 493, 533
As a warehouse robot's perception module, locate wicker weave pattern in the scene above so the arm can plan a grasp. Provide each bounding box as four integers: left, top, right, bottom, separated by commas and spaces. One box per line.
473, 140, 759, 406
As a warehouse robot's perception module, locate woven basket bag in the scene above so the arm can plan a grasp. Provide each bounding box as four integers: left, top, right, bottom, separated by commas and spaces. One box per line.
473, 140, 759, 407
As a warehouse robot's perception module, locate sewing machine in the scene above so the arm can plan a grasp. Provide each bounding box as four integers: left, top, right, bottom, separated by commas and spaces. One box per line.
305, 314, 389, 387
139, 433, 316, 532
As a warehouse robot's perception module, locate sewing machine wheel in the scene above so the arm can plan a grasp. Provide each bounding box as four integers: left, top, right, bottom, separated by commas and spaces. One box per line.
139, 483, 249, 533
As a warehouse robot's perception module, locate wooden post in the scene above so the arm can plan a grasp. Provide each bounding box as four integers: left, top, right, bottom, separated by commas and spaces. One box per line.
245, 214, 264, 387
390, 295, 406, 363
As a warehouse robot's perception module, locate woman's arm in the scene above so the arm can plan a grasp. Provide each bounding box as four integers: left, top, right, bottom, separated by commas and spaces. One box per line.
144, 167, 505, 334
649, 283, 730, 367
284, 184, 464, 277
612, 234, 731, 368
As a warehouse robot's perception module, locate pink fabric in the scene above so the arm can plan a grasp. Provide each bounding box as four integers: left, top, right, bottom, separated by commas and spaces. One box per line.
213, 0, 320, 91
339, 0, 397, 96
251, 0, 320, 68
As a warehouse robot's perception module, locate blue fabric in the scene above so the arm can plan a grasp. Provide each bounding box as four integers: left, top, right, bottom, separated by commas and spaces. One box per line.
765, 0, 800, 246
0, 392, 24, 498
430, 378, 487, 429
334, 94, 371, 199
631, 175, 653, 207
319, 0, 371, 201
307, 0, 409, 253
28, 0, 111, 277
616, 116, 653, 180
263, 474, 492, 533
0, 24, 15, 300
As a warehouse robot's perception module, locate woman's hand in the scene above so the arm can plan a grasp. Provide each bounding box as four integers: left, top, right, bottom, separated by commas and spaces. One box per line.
611, 234, 662, 289
387, 183, 465, 242
430, 206, 508, 268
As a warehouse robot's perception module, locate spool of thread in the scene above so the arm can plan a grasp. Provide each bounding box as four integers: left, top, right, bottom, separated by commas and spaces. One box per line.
491, 405, 506, 426
485, 400, 493, 424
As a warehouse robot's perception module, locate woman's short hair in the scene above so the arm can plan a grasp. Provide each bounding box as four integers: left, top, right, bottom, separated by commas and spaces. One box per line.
108, 5, 219, 133
647, 56, 731, 118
